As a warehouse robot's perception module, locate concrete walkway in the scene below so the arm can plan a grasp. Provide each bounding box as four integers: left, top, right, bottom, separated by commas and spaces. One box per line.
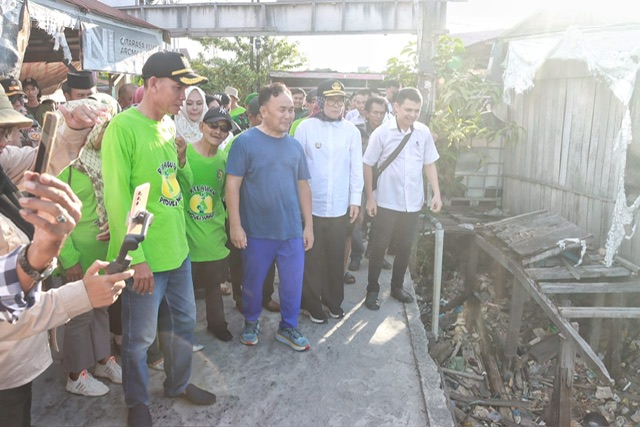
32, 257, 454, 426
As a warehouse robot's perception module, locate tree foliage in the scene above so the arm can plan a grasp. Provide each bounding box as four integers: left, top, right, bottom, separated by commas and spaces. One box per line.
191, 36, 307, 97
384, 36, 519, 198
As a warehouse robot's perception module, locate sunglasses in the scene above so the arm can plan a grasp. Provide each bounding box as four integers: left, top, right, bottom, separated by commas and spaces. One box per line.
204, 121, 231, 133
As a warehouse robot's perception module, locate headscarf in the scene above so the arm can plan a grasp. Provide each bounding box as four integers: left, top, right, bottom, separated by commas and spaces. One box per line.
66, 93, 120, 227
312, 95, 342, 122
175, 86, 208, 144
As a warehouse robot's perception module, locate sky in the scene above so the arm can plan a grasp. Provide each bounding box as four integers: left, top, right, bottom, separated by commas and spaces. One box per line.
173, 0, 640, 73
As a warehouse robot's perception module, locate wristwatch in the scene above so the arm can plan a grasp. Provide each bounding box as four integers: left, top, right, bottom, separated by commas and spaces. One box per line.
17, 243, 57, 284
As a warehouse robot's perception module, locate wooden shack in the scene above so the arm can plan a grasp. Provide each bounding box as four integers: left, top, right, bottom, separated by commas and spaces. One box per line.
492, 10, 640, 263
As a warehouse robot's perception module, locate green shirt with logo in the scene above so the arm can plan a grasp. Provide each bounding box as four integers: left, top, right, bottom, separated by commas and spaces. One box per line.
102, 107, 193, 273
57, 166, 108, 272
183, 144, 229, 262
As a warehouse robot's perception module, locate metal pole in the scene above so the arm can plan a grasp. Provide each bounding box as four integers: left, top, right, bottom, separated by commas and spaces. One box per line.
427, 215, 444, 338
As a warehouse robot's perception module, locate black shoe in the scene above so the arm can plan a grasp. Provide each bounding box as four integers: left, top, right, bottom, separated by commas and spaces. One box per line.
365, 292, 380, 310
128, 403, 152, 427
207, 326, 233, 342
390, 288, 414, 303
382, 258, 392, 270
181, 384, 216, 405
301, 308, 328, 324
343, 272, 356, 285
328, 307, 344, 319
348, 259, 360, 271
262, 299, 280, 312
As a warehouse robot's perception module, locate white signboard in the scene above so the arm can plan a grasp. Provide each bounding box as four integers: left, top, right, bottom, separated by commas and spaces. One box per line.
82, 21, 162, 74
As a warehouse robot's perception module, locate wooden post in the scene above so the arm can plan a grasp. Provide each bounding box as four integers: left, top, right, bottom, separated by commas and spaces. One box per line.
464, 236, 479, 292
549, 323, 578, 426
605, 293, 623, 380
492, 259, 507, 298
505, 281, 527, 367
588, 293, 605, 352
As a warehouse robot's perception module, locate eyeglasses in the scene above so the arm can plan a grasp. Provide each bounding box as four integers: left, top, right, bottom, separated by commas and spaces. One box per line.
325, 98, 344, 107
0, 127, 16, 140
205, 121, 231, 133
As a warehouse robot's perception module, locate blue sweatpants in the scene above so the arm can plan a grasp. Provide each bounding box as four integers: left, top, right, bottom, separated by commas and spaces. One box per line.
241, 237, 305, 329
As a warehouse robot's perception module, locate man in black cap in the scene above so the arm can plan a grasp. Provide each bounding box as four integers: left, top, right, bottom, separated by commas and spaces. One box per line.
294, 79, 363, 322
101, 51, 214, 427
22, 78, 53, 126
63, 70, 96, 101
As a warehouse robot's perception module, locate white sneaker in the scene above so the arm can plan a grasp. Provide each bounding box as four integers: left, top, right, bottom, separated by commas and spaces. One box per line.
66, 370, 109, 396
94, 356, 122, 384
193, 343, 204, 352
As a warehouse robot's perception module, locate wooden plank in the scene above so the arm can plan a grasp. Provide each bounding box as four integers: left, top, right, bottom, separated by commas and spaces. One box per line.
578, 78, 596, 201
526, 265, 631, 281
615, 255, 640, 273
505, 280, 527, 365
605, 294, 624, 380
558, 76, 572, 188
539, 281, 640, 294
475, 235, 613, 382
550, 322, 578, 427
509, 224, 591, 256
521, 242, 586, 266
561, 257, 581, 280
559, 307, 640, 318
484, 209, 548, 228
588, 294, 606, 352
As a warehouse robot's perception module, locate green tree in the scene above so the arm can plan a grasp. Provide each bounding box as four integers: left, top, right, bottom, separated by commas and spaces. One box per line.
384, 36, 519, 198
191, 36, 307, 98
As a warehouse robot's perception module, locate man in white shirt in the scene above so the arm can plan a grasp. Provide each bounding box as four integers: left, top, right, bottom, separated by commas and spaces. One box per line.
383, 80, 400, 121
362, 87, 442, 310
294, 79, 363, 322
345, 88, 373, 126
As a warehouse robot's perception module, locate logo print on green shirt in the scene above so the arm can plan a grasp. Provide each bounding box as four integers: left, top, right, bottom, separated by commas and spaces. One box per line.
188, 185, 215, 221
157, 161, 182, 207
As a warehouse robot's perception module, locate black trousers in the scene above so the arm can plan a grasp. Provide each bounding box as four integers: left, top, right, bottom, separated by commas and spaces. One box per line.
0, 382, 32, 427
192, 259, 228, 331
302, 214, 349, 314
367, 207, 419, 293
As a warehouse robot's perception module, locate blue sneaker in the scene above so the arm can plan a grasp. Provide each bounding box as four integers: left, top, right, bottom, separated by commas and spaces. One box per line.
240, 320, 260, 346
276, 327, 310, 351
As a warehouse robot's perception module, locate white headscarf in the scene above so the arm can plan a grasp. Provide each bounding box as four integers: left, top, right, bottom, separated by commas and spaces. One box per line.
175, 86, 208, 144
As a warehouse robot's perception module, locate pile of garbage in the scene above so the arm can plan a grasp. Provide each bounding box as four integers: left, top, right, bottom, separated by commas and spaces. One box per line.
413, 237, 640, 427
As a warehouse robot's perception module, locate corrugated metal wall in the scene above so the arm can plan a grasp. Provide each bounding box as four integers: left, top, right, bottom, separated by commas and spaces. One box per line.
502, 59, 640, 259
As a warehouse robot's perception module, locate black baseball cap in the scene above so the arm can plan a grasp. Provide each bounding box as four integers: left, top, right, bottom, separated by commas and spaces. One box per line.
306, 89, 317, 102
317, 79, 346, 97
203, 107, 239, 132
212, 92, 230, 107
247, 97, 260, 116
0, 78, 25, 97
22, 78, 38, 89
142, 51, 208, 86
67, 71, 96, 90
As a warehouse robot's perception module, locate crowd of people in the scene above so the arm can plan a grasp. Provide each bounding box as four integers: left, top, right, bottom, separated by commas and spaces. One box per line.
0, 50, 441, 427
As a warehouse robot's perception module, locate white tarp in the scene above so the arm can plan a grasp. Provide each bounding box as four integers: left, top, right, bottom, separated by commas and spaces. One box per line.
30, 0, 164, 74
501, 25, 640, 266
81, 20, 162, 74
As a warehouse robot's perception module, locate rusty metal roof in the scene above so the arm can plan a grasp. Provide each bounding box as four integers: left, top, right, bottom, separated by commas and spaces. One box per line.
59, 0, 165, 33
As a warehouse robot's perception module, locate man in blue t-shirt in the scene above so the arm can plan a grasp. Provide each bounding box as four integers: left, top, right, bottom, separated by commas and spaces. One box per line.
226, 83, 314, 352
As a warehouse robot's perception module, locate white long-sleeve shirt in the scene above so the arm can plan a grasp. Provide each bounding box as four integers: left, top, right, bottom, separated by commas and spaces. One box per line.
295, 117, 363, 217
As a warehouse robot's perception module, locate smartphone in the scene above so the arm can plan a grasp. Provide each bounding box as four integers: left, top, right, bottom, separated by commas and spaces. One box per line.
32, 112, 59, 175
106, 182, 153, 274
126, 182, 150, 236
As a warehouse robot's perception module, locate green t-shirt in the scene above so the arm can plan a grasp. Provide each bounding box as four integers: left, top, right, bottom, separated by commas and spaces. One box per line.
223, 132, 240, 154
289, 116, 309, 136
102, 107, 193, 273
57, 166, 108, 272
183, 144, 229, 262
